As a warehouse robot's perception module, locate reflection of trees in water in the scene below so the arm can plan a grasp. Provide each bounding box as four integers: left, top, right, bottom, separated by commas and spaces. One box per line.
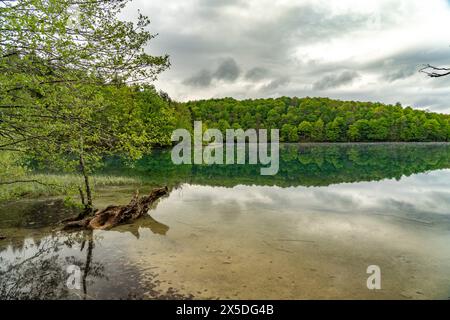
0, 231, 105, 300
101, 143, 450, 188
0, 199, 78, 230
82, 237, 94, 297
65, 231, 105, 299
0, 215, 192, 300
0, 237, 66, 299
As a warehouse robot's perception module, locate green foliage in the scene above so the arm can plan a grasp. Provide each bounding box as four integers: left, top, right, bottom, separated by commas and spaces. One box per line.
181, 97, 450, 142
281, 124, 298, 142
311, 118, 325, 141
298, 121, 313, 141
0, 152, 27, 182
63, 196, 85, 210
0, 0, 172, 206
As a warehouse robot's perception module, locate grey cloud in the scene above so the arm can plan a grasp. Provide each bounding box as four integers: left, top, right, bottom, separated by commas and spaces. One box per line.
414, 97, 439, 108
260, 76, 290, 92
384, 66, 416, 82
364, 49, 450, 80
184, 58, 240, 87
213, 58, 241, 81
414, 95, 450, 112
313, 71, 360, 91
168, 4, 373, 68
199, 0, 242, 8
183, 69, 213, 87
244, 5, 371, 61
245, 67, 270, 81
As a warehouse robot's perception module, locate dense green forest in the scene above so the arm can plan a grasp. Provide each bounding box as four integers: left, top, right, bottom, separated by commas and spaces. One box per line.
181, 97, 450, 142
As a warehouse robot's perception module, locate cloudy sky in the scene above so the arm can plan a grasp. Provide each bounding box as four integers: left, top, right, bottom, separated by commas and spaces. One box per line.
122, 0, 450, 113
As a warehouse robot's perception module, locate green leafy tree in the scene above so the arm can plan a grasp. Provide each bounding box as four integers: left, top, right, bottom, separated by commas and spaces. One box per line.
347, 125, 360, 142
424, 119, 443, 141
218, 119, 231, 132
311, 118, 325, 142
325, 117, 345, 142
298, 121, 313, 141
281, 124, 298, 142
0, 0, 170, 212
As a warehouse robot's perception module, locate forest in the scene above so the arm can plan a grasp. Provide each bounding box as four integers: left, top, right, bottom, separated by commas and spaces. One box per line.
181, 97, 450, 142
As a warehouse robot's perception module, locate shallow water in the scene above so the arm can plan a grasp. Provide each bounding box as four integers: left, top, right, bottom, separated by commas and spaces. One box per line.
1, 143, 450, 299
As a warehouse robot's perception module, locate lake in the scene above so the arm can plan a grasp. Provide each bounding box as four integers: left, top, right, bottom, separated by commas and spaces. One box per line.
1, 143, 450, 299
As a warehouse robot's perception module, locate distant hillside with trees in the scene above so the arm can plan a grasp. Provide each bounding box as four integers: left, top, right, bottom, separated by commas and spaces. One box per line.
180, 97, 450, 142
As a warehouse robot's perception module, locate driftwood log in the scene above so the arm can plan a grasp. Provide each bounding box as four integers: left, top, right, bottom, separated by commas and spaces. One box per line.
63, 187, 168, 230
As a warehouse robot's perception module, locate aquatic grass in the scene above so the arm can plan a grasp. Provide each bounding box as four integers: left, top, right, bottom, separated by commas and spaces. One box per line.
0, 173, 143, 202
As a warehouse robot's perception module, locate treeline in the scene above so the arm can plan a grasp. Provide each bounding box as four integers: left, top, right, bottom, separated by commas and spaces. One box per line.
179, 97, 450, 142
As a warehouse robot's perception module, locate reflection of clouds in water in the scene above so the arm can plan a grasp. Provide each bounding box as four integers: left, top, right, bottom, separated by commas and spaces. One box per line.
168, 169, 450, 219
292, 213, 394, 239
429, 191, 450, 208
311, 189, 359, 212
156, 176, 450, 259
176, 184, 279, 211
326, 170, 450, 217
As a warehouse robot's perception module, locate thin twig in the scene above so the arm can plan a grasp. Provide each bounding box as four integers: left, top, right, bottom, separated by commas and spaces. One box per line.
0, 179, 63, 188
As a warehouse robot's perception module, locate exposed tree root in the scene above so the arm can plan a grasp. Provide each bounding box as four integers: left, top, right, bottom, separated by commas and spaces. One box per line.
62, 187, 169, 231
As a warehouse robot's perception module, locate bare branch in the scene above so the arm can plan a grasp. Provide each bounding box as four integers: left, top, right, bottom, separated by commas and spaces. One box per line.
419, 64, 450, 78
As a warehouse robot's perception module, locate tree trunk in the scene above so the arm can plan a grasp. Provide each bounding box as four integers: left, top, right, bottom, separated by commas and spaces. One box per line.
79, 153, 93, 212
78, 186, 86, 207
62, 187, 169, 231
